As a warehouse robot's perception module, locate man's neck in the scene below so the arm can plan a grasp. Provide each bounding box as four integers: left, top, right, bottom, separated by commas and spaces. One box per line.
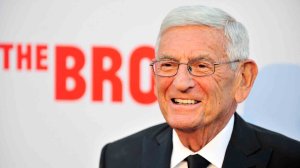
174, 113, 233, 152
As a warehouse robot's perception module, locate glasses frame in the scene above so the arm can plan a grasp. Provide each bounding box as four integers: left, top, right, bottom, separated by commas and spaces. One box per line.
150, 59, 241, 77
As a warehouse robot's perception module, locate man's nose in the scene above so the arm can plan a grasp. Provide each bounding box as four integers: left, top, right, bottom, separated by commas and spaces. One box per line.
172, 64, 195, 92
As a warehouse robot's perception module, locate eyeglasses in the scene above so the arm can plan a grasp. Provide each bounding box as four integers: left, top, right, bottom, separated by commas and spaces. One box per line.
150, 59, 241, 77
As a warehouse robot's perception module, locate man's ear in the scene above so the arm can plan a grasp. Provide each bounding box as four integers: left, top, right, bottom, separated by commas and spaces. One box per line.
234, 59, 258, 103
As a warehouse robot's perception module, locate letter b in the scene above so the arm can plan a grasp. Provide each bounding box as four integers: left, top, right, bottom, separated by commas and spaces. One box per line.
55, 45, 86, 100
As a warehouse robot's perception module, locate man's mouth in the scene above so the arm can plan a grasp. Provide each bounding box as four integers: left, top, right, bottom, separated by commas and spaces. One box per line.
171, 98, 200, 105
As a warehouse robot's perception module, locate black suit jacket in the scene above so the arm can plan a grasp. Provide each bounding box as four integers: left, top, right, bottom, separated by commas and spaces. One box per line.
100, 113, 300, 168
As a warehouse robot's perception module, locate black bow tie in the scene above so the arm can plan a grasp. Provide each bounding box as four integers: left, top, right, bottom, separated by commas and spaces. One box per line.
185, 154, 210, 168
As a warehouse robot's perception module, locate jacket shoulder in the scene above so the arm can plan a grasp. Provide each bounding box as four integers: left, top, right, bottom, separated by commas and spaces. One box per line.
248, 122, 300, 152
225, 114, 300, 168
235, 113, 300, 154
108, 123, 169, 146
100, 123, 170, 168
246, 121, 300, 166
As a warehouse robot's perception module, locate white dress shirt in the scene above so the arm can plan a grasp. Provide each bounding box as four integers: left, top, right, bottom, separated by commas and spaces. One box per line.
170, 115, 234, 168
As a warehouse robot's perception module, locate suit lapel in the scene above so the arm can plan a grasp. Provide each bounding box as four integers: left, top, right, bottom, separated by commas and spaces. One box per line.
222, 113, 272, 168
141, 124, 173, 168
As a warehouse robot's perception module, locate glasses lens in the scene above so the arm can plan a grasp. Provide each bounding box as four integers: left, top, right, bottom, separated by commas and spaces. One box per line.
189, 60, 214, 76
154, 60, 178, 76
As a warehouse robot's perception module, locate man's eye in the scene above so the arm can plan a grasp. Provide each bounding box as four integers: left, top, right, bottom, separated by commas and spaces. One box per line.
161, 63, 173, 67
198, 64, 208, 68
196, 62, 210, 69
160, 61, 176, 67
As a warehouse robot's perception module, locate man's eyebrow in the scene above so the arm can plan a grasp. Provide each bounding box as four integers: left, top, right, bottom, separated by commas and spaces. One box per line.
157, 55, 178, 61
189, 55, 214, 62
157, 54, 214, 62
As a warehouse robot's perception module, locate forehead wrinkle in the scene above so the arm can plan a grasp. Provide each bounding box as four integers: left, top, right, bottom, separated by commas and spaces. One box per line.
158, 25, 228, 62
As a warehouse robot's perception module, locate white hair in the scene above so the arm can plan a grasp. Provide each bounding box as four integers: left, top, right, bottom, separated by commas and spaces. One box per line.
156, 5, 249, 67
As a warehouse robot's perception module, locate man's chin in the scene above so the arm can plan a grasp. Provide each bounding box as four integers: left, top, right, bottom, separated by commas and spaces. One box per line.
167, 120, 202, 132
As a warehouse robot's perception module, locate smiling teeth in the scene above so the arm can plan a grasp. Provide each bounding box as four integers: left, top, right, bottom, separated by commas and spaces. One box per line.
174, 99, 198, 104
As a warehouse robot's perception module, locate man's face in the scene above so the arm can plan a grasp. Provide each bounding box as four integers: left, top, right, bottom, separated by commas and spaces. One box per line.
155, 25, 239, 131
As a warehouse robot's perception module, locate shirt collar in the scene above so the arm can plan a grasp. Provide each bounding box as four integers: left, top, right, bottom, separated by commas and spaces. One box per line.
171, 115, 234, 168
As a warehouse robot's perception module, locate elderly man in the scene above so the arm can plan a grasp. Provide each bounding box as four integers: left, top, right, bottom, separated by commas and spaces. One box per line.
100, 5, 300, 168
